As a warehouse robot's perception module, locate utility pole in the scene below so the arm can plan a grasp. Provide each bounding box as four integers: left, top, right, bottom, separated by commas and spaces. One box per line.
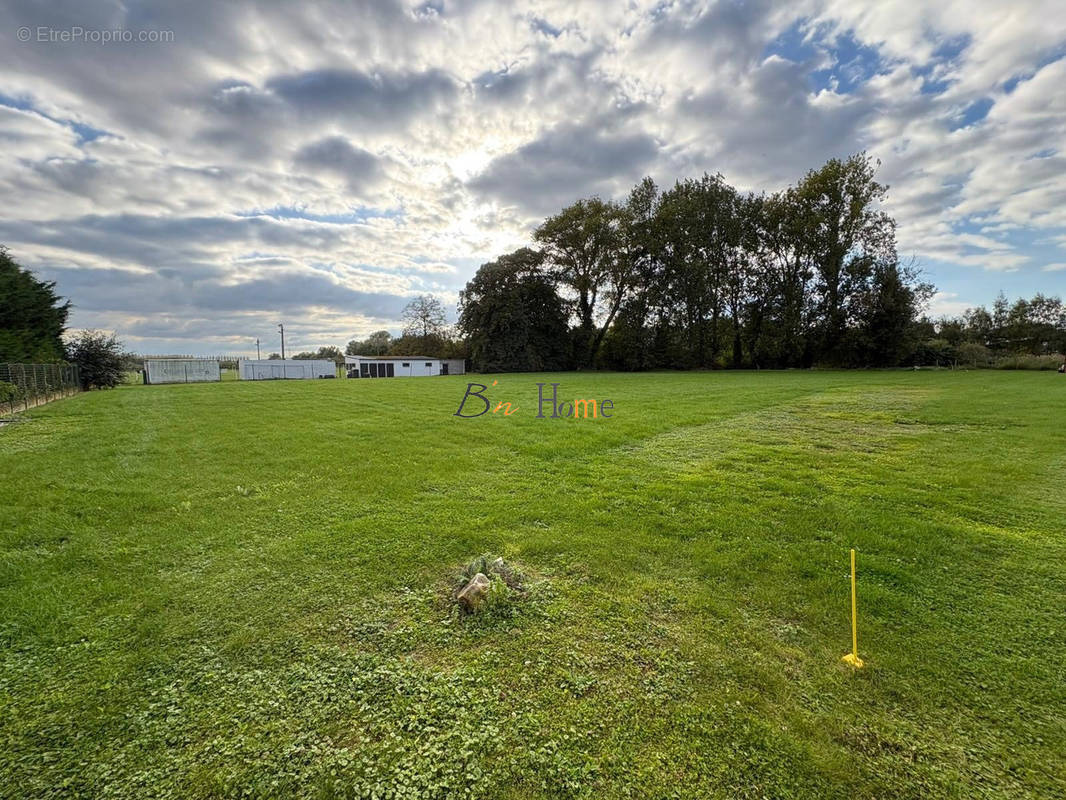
278, 323, 285, 360
256, 338, 261, 359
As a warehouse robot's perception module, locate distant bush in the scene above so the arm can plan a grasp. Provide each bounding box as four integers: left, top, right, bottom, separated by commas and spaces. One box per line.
67, 330, 125, 389
956, 342, 992, 367
913, 338, 956, 367
912, 343, 1063, 370
992, 354, 1064, 370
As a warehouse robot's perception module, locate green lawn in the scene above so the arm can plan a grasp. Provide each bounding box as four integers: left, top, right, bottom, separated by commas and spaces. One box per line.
1, 371, 1064, 799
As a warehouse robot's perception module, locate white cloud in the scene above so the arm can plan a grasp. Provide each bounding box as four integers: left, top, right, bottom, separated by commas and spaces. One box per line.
927, 291, 976, 317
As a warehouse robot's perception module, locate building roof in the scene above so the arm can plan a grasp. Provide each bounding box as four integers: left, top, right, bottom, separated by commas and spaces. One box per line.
345, 354, 442, 361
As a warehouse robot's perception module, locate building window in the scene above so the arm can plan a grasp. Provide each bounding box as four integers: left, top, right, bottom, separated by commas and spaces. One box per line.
402, 362, 410, 367
425, 362, 432, 367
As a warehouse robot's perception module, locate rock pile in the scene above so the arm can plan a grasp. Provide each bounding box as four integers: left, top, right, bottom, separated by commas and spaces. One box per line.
453, 555, 524, 613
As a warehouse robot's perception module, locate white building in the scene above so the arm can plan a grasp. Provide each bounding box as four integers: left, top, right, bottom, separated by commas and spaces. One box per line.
239, 359, 336, 380
344, 355, 465, 378
144, 358, 220, 384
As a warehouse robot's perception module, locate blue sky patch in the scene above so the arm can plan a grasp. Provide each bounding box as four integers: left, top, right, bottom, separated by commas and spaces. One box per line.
1004, 50, 1065, 93
950, 97, 994, 131
530, 17, 563, 37
0, 91, 32, 111
1, 90, 111, 145
764, 21, 885, 93
69, 121, 109, 144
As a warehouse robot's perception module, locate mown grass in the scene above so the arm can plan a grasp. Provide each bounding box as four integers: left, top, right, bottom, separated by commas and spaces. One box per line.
1, 371, 1064, 799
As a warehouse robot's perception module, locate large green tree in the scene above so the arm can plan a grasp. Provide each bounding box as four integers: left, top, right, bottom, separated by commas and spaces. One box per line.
748, 188, 816, 367
855, 260, 934, 366
655, 178, 719, 366
457, 248, 570, 372
0, 247, 70, 363
793, 154, 897, 363
534, 198, 633, 367
601, 178, 664, 371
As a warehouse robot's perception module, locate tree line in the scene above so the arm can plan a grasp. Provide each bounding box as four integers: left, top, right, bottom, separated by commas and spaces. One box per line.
458, 154, 940, 371
914, 292, 1066, 368
344, 295, 465, 360
4, 150, 1065, 385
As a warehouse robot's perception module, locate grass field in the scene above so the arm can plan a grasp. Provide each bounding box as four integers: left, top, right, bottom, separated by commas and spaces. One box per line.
2, 371, 1065, 799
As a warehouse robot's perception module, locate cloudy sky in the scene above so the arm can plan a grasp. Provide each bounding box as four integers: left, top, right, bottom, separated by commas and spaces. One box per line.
1, 0, 1065, 356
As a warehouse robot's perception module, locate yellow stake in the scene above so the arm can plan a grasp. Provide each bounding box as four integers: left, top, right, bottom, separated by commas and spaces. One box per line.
842, 548, 864, 668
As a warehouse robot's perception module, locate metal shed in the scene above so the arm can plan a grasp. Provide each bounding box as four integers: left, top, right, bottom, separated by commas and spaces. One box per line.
344, 355, 465, 378
239, 359, 336, 380
144, 359, 221, 384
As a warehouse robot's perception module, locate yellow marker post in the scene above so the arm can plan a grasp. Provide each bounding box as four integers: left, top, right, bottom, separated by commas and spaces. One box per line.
842, 548, 864, 668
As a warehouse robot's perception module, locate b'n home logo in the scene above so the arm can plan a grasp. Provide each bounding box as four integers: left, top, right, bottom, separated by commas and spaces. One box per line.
454, 382, 614, 419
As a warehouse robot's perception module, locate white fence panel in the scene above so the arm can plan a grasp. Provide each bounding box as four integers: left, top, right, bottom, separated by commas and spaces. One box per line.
144, 359, 221, 384
239, 359, 336, 380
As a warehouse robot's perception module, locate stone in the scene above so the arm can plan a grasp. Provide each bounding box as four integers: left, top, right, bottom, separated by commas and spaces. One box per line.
456, 572, 491, 612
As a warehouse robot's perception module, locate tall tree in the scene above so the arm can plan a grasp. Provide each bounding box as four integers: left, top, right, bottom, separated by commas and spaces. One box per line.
721, 190, 758, 367
392, 295, 451, 357
401, 295, 447, 339
457, 248, 570, 372
741, 193, 783, 367
793, 154, 897, 363
753, 188, 816, 366
656, 178, 720, 366
602, 178, 664, 371
654, 174, 746, 367
534, 198, 634, 367
0, 246, 70, 363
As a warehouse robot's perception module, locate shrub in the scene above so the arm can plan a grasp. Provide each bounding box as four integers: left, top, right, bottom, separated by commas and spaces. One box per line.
914, 338, 956, 367
66, 330, 125, 389
454, 554, 527, 615
956, 342, 992, 367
